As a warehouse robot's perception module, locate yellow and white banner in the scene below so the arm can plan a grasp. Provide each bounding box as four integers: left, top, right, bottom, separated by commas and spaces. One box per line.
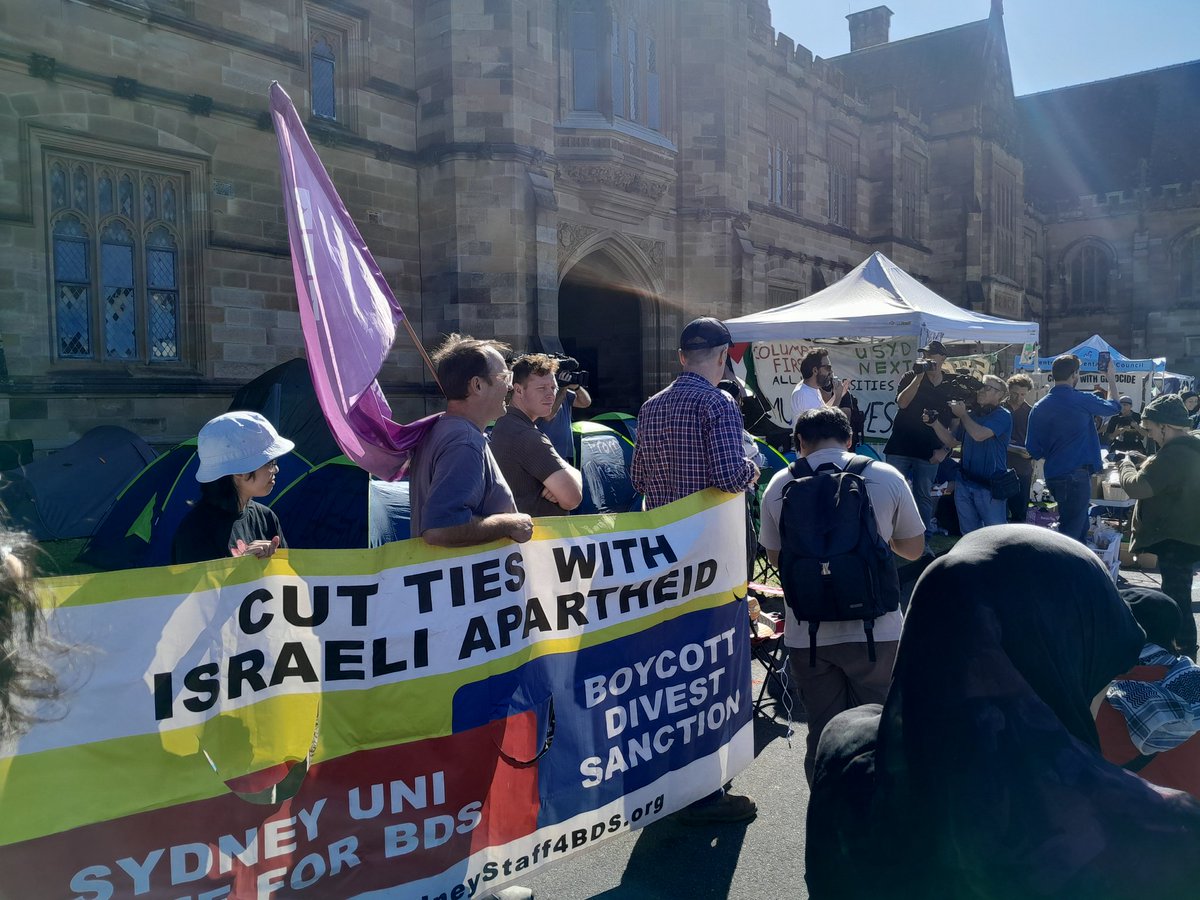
0, 491, 752, 899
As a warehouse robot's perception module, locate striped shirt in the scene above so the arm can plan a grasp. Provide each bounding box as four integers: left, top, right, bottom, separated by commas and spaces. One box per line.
631, 372, 757, 509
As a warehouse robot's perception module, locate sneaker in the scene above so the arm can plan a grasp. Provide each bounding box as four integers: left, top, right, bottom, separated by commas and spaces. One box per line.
481, 888, 533, 900
674, 792, 758, 825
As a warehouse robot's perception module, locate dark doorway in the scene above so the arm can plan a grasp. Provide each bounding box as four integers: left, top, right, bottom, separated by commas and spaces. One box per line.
558, 273, 645, 415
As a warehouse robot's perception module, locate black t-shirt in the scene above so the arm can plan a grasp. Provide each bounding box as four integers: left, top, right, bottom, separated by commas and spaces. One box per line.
1105, 412, 1145, 452
171, 499, 287, 564
884, 371, 952, 460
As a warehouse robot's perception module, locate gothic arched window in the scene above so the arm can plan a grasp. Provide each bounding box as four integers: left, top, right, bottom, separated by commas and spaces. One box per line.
45, 153, 186, 364
1067, 243, 1113, 310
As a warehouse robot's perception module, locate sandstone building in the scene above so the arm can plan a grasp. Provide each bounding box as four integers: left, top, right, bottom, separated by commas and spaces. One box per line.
1, 0, 1197, 452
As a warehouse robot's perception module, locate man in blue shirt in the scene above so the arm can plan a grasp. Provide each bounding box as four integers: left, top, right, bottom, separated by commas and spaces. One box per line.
1026, 353, 1121, 543
927, 375, 1013, 533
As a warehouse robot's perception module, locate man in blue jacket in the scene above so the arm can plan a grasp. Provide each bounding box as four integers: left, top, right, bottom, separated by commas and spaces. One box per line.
1026, 354, 1121, 542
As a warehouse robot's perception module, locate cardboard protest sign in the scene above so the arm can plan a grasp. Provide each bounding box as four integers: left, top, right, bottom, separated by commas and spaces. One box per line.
0, 491, 752, 899
735, 339, 920, 439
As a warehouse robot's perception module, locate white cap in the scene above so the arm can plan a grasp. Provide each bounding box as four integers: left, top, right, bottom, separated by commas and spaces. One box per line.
195, 411, 295, 483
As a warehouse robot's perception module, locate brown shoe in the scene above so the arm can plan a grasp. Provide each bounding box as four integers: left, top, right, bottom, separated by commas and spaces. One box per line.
674, 792, 758, 825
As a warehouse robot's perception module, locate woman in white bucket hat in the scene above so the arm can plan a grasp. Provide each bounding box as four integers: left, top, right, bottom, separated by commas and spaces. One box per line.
171, 411, 296, 564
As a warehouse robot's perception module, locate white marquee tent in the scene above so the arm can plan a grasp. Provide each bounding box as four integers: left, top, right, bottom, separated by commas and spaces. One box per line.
724, 251, 1039, 346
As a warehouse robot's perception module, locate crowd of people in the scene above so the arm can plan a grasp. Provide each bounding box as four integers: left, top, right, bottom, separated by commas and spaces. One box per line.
6, 320, 1200, 899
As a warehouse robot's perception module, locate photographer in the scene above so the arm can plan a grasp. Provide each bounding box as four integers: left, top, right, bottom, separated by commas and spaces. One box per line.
925, 375, 1013, 533
1115, 394, 1200, 660
537, 356, 592, 466
884, 340, 953, 535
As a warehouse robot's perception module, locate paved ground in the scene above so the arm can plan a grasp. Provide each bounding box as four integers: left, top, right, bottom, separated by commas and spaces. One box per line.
519, 561, 1200, 900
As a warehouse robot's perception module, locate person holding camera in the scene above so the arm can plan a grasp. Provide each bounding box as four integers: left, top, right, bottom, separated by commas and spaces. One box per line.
925, 375, 1013, 534
884, 340, 953, 535
1026, 353, 1121, 544
536, 356, 592, 466
1115, 394, 1200, 660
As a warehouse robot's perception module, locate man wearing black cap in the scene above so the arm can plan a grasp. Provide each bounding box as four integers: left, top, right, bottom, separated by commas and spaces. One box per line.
630, 316, 759, 825
883, 340, 952, 536
1103, 396, 1145, 453
1117, 393, 1200, 659
632, 316, 760, 511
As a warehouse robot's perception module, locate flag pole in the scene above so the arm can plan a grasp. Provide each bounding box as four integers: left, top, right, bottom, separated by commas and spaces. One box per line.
400, 317, 444, 397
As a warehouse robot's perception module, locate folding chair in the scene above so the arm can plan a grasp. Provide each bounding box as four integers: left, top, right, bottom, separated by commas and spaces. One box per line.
749, 602, 790, 717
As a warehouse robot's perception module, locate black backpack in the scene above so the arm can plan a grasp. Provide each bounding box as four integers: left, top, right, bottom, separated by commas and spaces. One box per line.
778, 455, 900, 666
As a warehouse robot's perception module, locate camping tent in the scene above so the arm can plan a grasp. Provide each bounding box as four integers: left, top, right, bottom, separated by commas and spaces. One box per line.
80, 360, 360, 569
230, 358, 342, 464
572, 421, 641, 515
0, 427, 157, 540
76, 441, 311, 570
1015, 335, 1166, 412
724, 252, 1039, 345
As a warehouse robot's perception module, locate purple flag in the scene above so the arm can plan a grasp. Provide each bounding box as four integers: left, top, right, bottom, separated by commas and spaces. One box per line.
270, 82, 436, 480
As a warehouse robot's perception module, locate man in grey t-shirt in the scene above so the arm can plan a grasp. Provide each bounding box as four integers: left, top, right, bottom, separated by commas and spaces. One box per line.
759, 407, 925, 783
409, 334, 533, 547
491, 354, 583, 517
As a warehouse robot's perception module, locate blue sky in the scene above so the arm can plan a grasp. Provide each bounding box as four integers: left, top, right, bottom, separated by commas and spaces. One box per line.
768, 0, 1200, 95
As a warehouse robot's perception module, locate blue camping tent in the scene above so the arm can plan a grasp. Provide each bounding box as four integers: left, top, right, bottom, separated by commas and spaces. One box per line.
0, 426, 157, 541
77, 441, 311, 570
572, 421, 641, 515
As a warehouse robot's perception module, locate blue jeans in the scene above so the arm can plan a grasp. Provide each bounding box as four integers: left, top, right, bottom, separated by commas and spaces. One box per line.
886, 454, 938, 534
954, 478, 1006, 534
1046, 468, 1092, 544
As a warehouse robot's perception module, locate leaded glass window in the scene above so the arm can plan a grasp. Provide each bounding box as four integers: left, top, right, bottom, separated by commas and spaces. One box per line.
44, 152, 188, 365
98, 172, 114, 217
146, 226, 180, 361
101, 222, 136, 359
828, 135, 855, 228
1069, 244, 1112, 310
570, 7, 599, 111
768, 105, 802, 212
602, 1, 665, 132
53, 215, 91, 358
311, 35, 336, 120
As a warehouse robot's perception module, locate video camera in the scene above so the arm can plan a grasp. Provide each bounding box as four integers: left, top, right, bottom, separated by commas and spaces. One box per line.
912, 358, 940, 374
940, 372, 985, 403
550, 353, 589, 388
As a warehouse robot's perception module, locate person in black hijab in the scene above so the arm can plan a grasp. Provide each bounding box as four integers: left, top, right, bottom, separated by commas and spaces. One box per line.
806, 524, 1200, 900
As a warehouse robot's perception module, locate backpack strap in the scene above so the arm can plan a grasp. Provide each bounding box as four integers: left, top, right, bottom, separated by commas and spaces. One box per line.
788, 457, 814, 480
842, 455, 874, 477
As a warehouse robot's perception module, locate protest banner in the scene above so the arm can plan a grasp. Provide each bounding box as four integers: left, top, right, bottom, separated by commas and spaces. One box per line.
735, 339, 919, 439
0, 491, 752, 899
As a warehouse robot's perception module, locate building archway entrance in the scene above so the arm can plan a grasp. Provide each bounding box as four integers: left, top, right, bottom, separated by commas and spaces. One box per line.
558, 256, 650, 415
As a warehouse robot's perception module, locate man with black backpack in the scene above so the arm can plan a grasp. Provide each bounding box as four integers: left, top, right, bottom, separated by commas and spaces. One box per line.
759, 407, 925, 782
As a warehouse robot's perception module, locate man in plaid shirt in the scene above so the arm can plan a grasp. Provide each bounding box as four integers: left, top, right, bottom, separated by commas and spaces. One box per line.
632, 317, 759, 510
631, 316, 760, 825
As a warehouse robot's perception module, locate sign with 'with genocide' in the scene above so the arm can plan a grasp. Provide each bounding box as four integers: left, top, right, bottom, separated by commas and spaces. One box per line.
0, 491, 752, 900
